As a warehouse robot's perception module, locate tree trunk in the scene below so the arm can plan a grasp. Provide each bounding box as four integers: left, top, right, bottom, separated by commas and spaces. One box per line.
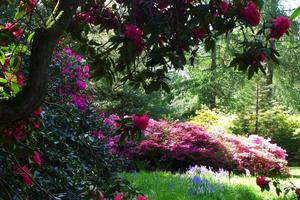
208, 49, 217, 109
0, 0, 80, 124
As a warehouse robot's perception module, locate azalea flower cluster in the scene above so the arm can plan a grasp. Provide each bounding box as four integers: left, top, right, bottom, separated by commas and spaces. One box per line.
102, 118, 288, 174
217, 134, 288, 174
51, 48, 92, 111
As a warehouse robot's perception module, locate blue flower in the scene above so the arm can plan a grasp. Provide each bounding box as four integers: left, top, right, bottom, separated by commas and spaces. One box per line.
190, 176, 202, 184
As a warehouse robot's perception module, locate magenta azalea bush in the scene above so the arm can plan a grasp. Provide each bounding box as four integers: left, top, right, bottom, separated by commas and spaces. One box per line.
100, 118, 288, 174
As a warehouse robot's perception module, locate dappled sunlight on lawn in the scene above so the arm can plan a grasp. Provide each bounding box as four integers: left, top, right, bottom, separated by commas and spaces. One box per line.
123, 167, 300, 200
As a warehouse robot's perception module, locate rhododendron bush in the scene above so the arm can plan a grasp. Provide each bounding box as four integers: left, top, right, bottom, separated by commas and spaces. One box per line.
0, 48, 147, 199
101, 118, 288, 174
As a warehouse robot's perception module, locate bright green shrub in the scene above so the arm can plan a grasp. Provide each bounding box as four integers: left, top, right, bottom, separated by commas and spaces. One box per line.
189, 106, 235, 132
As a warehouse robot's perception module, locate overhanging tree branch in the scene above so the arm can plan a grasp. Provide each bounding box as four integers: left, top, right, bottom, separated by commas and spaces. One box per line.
0, 0, 80, 124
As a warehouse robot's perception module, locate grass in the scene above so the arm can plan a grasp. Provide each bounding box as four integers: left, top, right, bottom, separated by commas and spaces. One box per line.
122, 167, 300, 200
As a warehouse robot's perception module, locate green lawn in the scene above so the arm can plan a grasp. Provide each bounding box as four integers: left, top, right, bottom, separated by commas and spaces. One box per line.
122, 167, 300, 200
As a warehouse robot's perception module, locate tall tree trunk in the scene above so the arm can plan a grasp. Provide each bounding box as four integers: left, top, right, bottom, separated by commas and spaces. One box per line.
0, 0, 80, 124
208, 49, 217, 109
261, 0, 278, 108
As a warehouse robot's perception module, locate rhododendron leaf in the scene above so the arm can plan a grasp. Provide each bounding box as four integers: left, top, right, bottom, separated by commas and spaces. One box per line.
284, 189, 290, 195
289, 6, 300, 21
248, 66, 258, 79
276, 187, 282, 196
10, 82, 20, 94
10, 56, 21, 71
145, 81, 160, 94
0, 50, 5, 65
0, 78, 7, 83
270, 53, 280, 64
161, 82, 170, 94
15, 10, 26, 20
27, 32, 35, 44
0, 30, 13, 46
204, 38, 216, 52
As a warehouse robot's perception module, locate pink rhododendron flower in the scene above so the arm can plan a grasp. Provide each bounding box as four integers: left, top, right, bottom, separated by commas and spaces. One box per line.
5, 23, 23, 39
256, 176, 270, 187
270, 16, 290, 39
33, 121, 41, 129
76, 80, 87, 90
17, 73, 24, 87
84, 73, 90, 79
132, 114, 149, 130
92, 130, 105, 139
239, 1, 260, 26
219, 0, 228, 13
136, 195, 148, 200
32, 151, 42, 166
83, 65, 90, 72
71, 94, 87, 111
15, 166, 33, 186
114, 193, 124, 200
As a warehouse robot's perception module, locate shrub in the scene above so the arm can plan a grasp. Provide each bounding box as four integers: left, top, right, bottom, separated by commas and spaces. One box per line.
189, 105, 235, 132
0, 48, 133, 199
102, 118, 288, 174
230, 106, 300, 164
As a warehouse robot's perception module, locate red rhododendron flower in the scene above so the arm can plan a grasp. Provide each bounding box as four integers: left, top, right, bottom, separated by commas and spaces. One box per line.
219, 0, 228, 13
270, 16, 290, 39
17, 73, 24, 87
21, 0, 38, 13
15, 166, 33, 186
92, 191, 104, 200
75, 11, 97, 24
122, 24, 144, 52
5, 23, 23, 39
114, 193, 124, 200
32, 107, 43, 117
192, 27, 207, 41
132, 114, 149, 130
32, 151, 42, 166
296, 188, 300, 198
256, 176, 270, 187
239, 1, 260, 26
55, 37, 65, 45
136, 195, 148, 200
260, 52, 267, 63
